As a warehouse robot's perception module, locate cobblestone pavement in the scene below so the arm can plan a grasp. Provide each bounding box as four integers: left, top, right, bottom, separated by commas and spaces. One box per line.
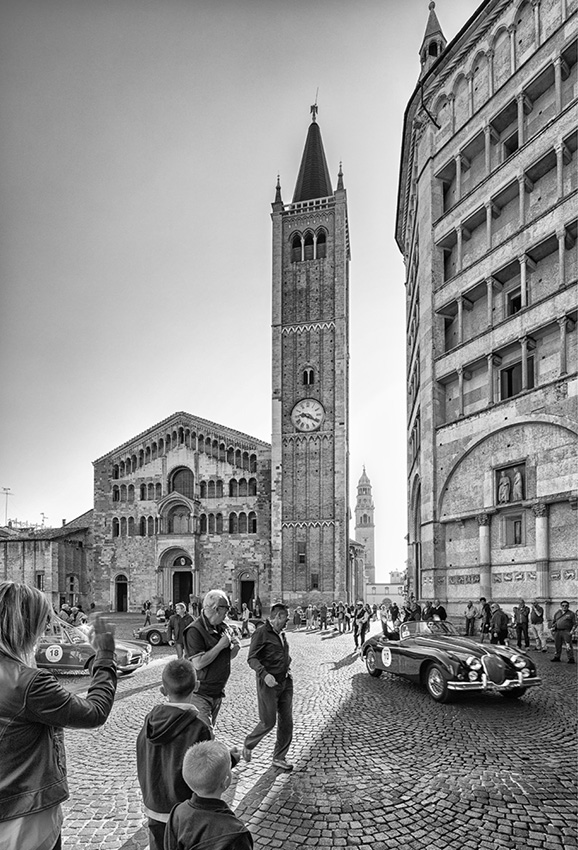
60, 620, 577, 849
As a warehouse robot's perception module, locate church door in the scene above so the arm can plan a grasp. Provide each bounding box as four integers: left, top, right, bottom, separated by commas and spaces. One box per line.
173, 571, 192, 606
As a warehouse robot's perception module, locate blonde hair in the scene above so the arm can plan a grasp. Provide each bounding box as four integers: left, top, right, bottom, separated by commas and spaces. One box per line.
182, 740, 230, 796
0, 581, 51, 665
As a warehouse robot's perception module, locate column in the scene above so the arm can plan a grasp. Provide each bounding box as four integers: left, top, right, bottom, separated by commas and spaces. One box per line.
477, 513, 491, 600
532, 0, 541, 47
456, 225, 463, 272
554, 56, 563, 113
486, 277, 494, 327
557, 228, 566, 288
487, 353, 499, 405
519, 254, 528, 307
457, 366, 464, 417
518, 174, 526, 228
485, 202, 494, 251
467, 71, 474, 117
533, 503, 549, 601
457, 297, 464, 345
455, 153, 462, 202
487, 49, 495, 98
520, 336, 529, 391
484, 125, 492, 175
508, 25, 516, 74
516, 92, 526, 147
558, 316, 568, 375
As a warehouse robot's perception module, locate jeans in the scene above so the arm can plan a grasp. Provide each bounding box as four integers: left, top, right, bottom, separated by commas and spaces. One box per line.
553, 629, 574, 660
465, 618, 476, 636
244, 675, 293, 761
190, 692, 222, 733
529, 622, 546, 650
516, 623, 529, 648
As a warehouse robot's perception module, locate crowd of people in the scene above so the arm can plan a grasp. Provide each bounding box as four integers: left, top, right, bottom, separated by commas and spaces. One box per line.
1, 579, 575, 850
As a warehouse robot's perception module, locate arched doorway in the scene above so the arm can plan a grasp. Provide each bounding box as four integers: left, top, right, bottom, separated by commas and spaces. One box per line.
115, 574, 128, 612
240, 576, 255, 611
172, 555, 193, 606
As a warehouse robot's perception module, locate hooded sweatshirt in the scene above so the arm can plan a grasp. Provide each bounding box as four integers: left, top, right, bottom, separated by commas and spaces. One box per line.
136, 702, 211, 822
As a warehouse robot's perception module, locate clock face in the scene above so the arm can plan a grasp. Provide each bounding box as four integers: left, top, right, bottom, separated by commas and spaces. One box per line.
291, 399, 325, 431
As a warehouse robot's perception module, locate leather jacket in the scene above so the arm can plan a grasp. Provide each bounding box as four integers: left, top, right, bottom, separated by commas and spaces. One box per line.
0, 649, 117, 822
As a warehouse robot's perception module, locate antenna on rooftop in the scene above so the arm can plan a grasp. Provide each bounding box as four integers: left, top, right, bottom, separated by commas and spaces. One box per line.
310, 88, 319, 122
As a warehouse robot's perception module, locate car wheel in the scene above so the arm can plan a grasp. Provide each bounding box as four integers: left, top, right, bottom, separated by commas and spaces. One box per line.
365, 648, 382, 678
425, 663, 451, 702
501, 687, 527, 699
148, 630, 162, 646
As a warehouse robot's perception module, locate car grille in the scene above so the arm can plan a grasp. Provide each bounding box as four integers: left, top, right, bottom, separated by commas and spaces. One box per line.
482, 655, 507, 684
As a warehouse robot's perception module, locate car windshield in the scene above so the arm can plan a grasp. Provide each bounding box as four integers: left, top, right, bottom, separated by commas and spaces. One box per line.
44, 615, 87, 644
399, 620, 458, 639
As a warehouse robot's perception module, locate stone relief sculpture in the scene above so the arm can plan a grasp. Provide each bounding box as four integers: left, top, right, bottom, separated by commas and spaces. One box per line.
512, 467, 523, 501
498, 471, 510, 503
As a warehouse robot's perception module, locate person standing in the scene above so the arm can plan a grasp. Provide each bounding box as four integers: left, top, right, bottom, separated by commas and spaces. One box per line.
353, 601, 370, 650
422, 601, 434, 622
490, 603, 509, 645
319, 602, 328, 631
514, 598, 530, 650
241, 602, 251, 638
529, 599, 547, 652
167, 603, 193, 659
432, 599, 447, 621
479, 597, 492, 642
464, 601, 477, 636
242, 603, 293, 771
0, 582, 117, 850
550, 601, 576, 664
142, 600, 152, 627
183, 590, 240, 729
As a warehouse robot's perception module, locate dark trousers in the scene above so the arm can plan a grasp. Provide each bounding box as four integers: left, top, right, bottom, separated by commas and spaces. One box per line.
491, 629, 508, 645
554, 629, 574, 660
354, 623, 368, 648
465, 618, 476, 636
148, 818, 166, 850
516, 623, 529, 647
244, 675, 293, 760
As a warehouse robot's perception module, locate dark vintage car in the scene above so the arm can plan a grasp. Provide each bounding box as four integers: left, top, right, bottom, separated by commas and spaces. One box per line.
361, 620, 541, 702
37, 615, 151, 675
132, 622, 170, 646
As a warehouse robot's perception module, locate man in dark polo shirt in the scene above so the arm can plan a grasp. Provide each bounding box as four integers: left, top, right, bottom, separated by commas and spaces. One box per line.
242, 602, 294, 771
183, 589, 240, 730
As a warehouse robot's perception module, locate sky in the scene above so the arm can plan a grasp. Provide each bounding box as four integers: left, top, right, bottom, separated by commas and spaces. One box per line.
0, 0, 481, 581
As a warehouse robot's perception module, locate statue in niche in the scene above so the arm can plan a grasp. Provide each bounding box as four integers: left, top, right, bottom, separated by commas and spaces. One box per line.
512, 467, 524, 501
498, 471, 511, 504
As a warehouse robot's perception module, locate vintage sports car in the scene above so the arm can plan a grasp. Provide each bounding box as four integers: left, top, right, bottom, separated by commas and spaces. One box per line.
132, 622, 170, 646
361, 620, 541, 702
37, 615, 151, 675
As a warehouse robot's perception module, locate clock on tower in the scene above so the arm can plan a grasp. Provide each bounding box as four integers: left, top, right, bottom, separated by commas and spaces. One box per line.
270, 109, 351, 604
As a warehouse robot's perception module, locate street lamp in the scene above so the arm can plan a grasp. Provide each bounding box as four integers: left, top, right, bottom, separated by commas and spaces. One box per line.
2, 488, 12, 526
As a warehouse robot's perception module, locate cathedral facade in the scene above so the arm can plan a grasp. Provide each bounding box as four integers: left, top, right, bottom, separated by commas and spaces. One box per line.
397, 0, 577, 617
92, 412, 271, 611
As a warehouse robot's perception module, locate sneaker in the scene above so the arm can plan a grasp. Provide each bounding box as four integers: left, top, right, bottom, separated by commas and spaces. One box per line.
551, 657, 560, 662
272, 758, 294, 771
242, 746, 252, 762
568, 658, 575, 664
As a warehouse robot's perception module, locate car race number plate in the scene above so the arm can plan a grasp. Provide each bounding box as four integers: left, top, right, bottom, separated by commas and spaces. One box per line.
45, 644, 64, 663
380, 647, 392, 667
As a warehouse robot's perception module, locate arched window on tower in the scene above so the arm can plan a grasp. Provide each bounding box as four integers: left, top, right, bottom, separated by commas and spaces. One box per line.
112, 518, 120, 538
200, 481, 207, 499
229, 479, 238, 498
291, 233, 302, 263
304, 231, 314, 260
208, 481, 216, 499
171, 467, 195, 499
248, 478, 257, 496
229, 513, 238, 534
208, 513, 215, 534
216, 513, 223, 534
200, 514, 207, 534
139, 517, 146, 536
216, 480, 223, 498
316, 230, 327, 259
248, 511, 257, 534
238, 512, 247, 534
303, 368, 314, 386
238, 478, 248, 497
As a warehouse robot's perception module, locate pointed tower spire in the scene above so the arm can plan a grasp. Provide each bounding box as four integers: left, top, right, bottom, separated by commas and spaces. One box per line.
337, 161, 344, 191
274, 175, 282, 204
292, 108, 333, 203
419, 1, 446, 77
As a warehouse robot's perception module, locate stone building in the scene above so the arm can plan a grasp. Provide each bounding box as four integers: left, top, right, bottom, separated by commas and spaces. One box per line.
270, 109, 352, 605
0, 513, 93, 610
92, 412, 271, 611
354, 467, 376, 583
396, 0, 577, 617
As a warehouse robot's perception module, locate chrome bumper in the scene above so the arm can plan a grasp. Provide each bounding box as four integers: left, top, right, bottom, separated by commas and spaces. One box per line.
448, 673, 541, 692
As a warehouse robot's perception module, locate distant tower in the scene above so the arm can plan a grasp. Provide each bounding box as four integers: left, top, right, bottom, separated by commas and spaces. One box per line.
419, 1, 447, 77
270, 107, 351, 603
355, 467, 375, 583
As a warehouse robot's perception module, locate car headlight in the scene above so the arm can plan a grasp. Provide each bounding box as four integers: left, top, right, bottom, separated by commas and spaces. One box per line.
521, 668, 531, 678
468, 671, 479, 681
511, 655, 528, 669
466, 656, 482, 671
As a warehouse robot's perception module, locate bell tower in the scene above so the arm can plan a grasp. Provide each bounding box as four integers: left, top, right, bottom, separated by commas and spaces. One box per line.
271, 107, 350, 603
354, 467, 375, 584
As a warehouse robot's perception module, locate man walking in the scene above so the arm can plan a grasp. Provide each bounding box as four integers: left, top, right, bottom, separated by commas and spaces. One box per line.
479, 597, 492, 642
183, 589, 240, 729
242, 603, 293, 771
166, 603, 192, 659
529, 599, 547, 652
551, 601, 576, 664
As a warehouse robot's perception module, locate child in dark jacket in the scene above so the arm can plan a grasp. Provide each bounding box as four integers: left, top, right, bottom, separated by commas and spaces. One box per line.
137, 659, 213, 850
164, 740, 253, 850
